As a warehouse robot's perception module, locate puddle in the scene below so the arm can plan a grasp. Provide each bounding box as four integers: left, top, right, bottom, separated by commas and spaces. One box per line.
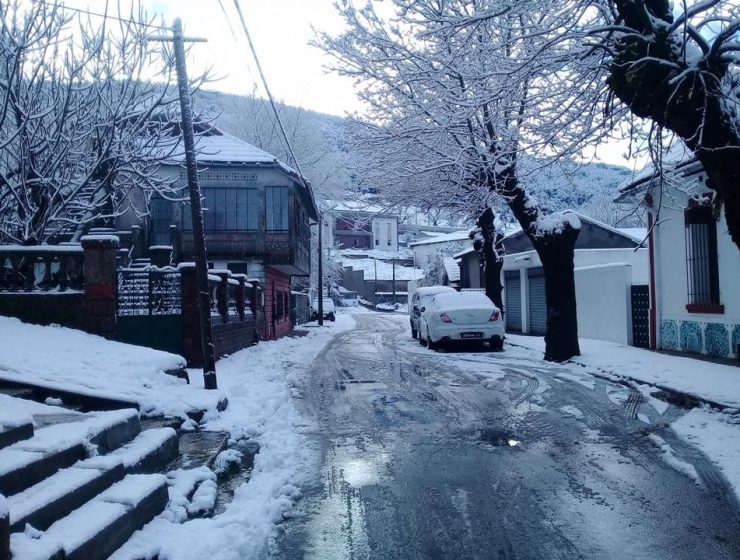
476, 428, 521, 448
212, 440, 258, 515
171, 431, 229, 470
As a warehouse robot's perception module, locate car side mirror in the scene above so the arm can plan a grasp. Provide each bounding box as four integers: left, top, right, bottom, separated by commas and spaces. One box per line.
420, 306, 426, 313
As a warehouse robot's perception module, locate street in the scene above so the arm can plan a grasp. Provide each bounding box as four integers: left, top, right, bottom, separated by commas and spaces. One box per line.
273, 313, 740, 560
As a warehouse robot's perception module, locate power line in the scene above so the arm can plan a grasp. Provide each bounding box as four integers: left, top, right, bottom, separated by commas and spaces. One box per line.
35, 0, 169, 31
231, 0, 310, 189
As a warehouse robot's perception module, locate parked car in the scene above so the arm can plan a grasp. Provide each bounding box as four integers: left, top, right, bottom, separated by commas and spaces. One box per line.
419, 291, 504, 351
409, 286, 456, 339
311, 297, 336, 321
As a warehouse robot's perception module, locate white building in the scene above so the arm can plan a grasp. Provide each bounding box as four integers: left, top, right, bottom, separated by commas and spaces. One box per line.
409, 230, 473, 270
617, 155, 740, 359
455, 213, 649, 346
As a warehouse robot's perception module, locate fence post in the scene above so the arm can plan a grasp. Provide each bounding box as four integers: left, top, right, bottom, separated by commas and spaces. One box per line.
235, 275, 246, 320
81, 235, 118, 339
214, 271, 230, 322
179, 262, 202, 367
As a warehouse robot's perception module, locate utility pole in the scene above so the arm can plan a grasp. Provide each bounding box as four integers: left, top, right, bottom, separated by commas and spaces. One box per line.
317, 212, 324, 326
154, 19, 217, 389
392, 257, 396, 305
374, 258, 377, 306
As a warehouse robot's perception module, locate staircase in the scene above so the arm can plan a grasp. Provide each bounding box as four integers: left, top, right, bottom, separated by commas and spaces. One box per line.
0, 408, 178, 560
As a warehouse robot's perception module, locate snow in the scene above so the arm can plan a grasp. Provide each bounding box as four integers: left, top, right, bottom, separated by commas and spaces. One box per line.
647, 433, 700, 483
98, 474, 168, 508
534, 210, 581, 236
560, 405, 584, 419
0, 316, 222, 419
429, 291, 495, 309
109, 428, 177, 469
109, 314, 356, 560
443, 257, 460, 282
8, 465, 104, 523
672, 408, 740, 501
337, 256, 422, 280
165, 467, 217, 523
506, 334, 740, 409
0, 244, 83, 254
408, 230, 471, 247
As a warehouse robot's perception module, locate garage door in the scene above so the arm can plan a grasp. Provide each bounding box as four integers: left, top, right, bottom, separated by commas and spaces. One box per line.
504, 271, 522, 332
528, 268, 547, 335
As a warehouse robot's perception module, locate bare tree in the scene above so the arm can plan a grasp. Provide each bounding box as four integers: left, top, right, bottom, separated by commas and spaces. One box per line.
0, 1, 187, 244
318, 0, 606, 360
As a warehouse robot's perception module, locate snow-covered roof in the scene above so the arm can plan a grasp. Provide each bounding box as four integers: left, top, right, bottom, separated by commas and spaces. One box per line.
443, 257, 461, 283
453, 246, 477, 259
618, 228, 648, 244
158, 127, 319, 220
505, 211, 645, 247
408, 230, 472, 247
413, 286, 456, 296
616, 142, 701, 200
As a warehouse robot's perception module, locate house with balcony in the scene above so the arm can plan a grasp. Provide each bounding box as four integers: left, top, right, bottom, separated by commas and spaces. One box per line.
123, 124, 318, 340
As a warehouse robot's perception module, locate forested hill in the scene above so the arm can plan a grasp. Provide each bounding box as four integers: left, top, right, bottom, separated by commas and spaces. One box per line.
195, 89, 637, 226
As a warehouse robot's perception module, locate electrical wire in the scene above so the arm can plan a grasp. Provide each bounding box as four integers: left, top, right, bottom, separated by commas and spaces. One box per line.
34, 0, 169, 31
230, 0, 311, 189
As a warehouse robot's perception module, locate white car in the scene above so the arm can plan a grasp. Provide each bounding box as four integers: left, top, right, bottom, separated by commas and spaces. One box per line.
419, 291, 504, 351
409, 286, 457, 339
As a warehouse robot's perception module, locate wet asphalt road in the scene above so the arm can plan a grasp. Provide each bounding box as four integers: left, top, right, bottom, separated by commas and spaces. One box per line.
272, 313, 740, 560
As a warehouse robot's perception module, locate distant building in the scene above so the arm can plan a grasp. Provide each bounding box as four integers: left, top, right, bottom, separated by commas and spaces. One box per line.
617, 155, 739, 359
324, 202, 399, 252
456, 213, 648, 346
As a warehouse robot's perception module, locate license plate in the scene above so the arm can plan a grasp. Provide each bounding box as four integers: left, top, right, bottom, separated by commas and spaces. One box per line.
460, 332, 483, 339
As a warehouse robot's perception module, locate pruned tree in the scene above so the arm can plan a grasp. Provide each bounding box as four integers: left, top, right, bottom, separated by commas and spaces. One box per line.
318, 0, 606, 360
591, 0, 740, 250
0, 1, 190, 245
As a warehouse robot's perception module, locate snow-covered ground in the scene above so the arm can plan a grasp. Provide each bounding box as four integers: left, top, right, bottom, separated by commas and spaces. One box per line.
0, 316, 220, 419
111, 314, 356, 560
505, 333, 740, 502
337, 255, 423, 280
506, 334, 740, 409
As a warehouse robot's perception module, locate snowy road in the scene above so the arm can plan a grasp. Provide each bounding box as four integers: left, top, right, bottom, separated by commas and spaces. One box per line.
273, 313, 740, 559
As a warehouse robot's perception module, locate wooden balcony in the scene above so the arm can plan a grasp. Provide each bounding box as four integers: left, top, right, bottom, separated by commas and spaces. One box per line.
179, 230, 310, 276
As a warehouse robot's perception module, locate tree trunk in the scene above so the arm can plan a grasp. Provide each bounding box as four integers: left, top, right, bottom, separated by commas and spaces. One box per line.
534, 230, 580, 362
489, 163, 581, 362
475, 207, 504, 310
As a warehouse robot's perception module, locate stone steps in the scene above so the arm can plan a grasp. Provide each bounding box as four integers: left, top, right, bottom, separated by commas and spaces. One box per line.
11, 475, 169, 560
1, 404, 181, 560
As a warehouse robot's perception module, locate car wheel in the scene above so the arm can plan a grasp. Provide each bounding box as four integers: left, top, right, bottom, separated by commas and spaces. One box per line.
328, 313, 335, 322
426, 331, 438, 351
490, 336, 503, 352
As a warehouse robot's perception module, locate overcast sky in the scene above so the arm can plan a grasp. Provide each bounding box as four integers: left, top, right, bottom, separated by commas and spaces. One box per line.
58, 1, 638, 170
141, 0, 359, 116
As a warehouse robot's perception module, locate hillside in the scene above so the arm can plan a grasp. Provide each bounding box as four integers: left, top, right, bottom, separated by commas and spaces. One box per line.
194, 90, 639, 227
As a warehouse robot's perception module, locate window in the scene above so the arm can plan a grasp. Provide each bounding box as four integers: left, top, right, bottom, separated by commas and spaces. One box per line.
276, 290, 284, 319
184, 188, 258, 231
266, 186, 289, 231
685, 204, 721, 311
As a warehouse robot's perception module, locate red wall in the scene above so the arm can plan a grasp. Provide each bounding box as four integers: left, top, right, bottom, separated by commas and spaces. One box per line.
264, 267, 292, 340
337, 234, 371, 249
